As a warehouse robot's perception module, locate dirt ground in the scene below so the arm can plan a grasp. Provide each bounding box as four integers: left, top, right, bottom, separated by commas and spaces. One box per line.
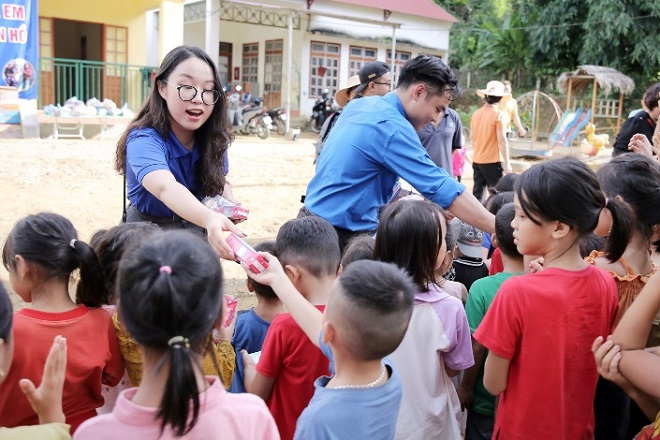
0, 132, 319, 310
0, 129, 611, 310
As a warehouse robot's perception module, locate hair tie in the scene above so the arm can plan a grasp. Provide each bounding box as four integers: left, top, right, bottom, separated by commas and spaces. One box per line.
159, 265, 172, 274
69, 239, 77, 249
604, 197, 609, 208
167, 336, 190, 349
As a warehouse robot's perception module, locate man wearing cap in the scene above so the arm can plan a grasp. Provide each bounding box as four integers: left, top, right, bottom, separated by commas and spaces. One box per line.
301, 54, 496, 251
470, 81, 511, 202
353, 61, 392, 98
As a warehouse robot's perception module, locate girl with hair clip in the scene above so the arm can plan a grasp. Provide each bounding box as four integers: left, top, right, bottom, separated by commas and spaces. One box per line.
587, 154, 660, 438
87, 223, 237, 413
374, 199, 474, 440
0, 281, 70, 439
74, 230, 278, 439
115, 45, 244, 260
474, 156, 633, 439
0, 213, 124, 433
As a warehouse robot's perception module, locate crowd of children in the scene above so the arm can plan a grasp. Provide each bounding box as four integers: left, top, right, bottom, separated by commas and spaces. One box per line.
1, 152, 657, 440
2, 44, 660, 440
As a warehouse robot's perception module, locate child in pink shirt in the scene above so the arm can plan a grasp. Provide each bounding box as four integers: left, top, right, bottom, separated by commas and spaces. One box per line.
74, 230, 278, 439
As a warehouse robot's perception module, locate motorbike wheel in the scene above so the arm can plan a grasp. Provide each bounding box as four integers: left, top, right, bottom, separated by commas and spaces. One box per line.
256, 120, 270, 139
275, 119, 286, 136
310, 117, 321, 133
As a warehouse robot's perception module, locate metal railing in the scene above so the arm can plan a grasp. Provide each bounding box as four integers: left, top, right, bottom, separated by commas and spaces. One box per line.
38, 57, 157, 112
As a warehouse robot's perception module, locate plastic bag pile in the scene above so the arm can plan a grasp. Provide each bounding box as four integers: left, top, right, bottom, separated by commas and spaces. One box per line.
43, 97, 135, 118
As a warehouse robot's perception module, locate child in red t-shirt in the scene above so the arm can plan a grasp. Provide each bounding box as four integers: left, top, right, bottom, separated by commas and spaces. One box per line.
243, 216, 339, 440
474, 157, 632, 439
0, 213, 124, 433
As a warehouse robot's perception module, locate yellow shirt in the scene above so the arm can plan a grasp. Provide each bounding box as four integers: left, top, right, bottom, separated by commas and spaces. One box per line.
498, 97, 518, 133
112, 313, 236, 389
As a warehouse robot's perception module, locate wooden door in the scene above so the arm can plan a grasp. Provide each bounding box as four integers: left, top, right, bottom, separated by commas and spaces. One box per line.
103, 25, 128, 105
218, 42, 232, 87
39, 17, 54, 105
264, 39, 282, 108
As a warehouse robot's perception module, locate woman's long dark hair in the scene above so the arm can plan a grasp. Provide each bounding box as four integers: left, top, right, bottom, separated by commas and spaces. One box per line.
115, 45, 233, 197
117, 230, 223, 436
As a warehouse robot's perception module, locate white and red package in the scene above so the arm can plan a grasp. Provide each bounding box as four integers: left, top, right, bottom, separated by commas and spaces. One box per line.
202, 195, 249, 221
225, 233, 269, 273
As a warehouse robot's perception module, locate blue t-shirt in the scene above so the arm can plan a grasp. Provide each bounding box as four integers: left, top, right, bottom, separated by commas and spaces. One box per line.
125, 128, 229, 218
305, 92, 466, 232
294, 335, 402, 440
228, 309, 271, 393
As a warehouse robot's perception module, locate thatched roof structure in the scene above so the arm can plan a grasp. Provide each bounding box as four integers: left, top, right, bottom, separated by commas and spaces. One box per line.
557, 65, 635, 96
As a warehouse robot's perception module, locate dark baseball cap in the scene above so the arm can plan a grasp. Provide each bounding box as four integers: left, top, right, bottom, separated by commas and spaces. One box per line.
354, 61, 390, 94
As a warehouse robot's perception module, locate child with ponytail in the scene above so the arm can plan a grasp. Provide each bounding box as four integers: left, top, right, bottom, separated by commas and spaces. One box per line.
0, 212, 124, 432
474, 156, 633, 439
74, 230, 277, 439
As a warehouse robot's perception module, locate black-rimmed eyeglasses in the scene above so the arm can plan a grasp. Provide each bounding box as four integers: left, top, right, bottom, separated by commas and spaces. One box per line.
163, 80, 220, 106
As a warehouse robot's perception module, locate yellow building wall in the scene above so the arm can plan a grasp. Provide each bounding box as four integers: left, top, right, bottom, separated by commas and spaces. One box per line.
39, 0, 161, 66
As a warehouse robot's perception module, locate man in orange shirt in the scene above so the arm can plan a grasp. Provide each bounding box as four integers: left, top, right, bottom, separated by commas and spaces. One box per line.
470, 81, 511, 202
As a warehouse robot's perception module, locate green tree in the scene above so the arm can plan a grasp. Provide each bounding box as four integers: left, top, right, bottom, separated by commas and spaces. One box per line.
476, 13, 531, 86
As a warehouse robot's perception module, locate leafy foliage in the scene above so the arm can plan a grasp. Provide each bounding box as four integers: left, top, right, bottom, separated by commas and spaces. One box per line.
436, 0, 660, 89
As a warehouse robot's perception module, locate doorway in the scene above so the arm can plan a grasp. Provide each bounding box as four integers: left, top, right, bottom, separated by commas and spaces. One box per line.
218, 42, 232, 88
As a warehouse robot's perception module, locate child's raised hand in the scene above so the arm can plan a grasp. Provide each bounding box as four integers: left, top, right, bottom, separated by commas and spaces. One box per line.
241, 252, 286, 287
592, 335, 631, 392
19, 335, 67, 424
628, 133, 654, 158
526, 256, 544, 273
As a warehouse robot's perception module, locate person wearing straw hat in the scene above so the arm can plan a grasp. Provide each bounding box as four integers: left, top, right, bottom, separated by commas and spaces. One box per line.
470, 81, 511, 202
314, 74, 361, 163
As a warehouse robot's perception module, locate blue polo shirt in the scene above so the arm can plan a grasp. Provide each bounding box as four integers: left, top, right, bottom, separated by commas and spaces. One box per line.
126, 128, 202, 218
305, 92, 466, 232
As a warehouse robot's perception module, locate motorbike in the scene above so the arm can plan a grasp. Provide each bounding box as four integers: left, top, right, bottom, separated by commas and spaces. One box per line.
310, 89, 334, 133
233, 97, 271, 139
267, 107, 287, 135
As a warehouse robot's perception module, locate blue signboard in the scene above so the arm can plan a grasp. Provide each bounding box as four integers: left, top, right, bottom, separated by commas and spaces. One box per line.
0, 0, 38, 100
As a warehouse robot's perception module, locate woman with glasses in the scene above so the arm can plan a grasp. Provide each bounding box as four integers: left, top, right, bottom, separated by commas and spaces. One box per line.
115, 45, 244, 260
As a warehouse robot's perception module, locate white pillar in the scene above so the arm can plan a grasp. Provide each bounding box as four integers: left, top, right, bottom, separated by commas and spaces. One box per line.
159, 0, 184, 60
205, 0, 221, 65
286, 13, 293, 135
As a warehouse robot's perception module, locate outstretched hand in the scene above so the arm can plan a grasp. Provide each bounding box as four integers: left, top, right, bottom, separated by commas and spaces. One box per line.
241, 252, 286, 287
19, 335, 67, 424
206, 214, 246, 260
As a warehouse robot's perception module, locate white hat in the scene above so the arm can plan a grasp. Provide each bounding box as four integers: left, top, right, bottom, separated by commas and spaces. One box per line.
477, 81, 511, 98
335, 75, 361, 108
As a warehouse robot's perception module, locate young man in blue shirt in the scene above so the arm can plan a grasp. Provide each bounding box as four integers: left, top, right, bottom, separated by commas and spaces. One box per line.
301, 54, 494, 250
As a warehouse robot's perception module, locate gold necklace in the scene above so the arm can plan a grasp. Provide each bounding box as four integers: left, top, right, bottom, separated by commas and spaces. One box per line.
329, 364, 387, 390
